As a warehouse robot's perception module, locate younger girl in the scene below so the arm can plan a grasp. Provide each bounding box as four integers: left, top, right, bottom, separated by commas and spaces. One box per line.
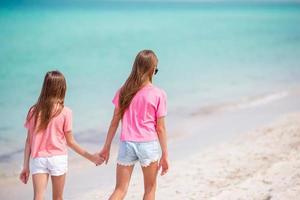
100, 50, 169, 200
20, 70, 103, 200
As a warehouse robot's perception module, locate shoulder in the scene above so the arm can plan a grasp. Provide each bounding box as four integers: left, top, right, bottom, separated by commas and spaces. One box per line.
113, 87, 122, 97
150, 85, 167, 98
27, 106, 35, 114
62, 106, 72, 115
26, 106, 36, 119
116, 88, 121, 95
113, 88, 121, 101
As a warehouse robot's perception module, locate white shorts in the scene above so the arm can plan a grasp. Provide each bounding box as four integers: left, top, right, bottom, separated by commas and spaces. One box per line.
30, 155, 68, 176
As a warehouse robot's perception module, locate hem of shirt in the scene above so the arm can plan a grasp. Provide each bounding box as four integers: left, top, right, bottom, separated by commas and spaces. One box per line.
119, 138, 159, 143
31, 152, 68, 159
157, 113, 167, 118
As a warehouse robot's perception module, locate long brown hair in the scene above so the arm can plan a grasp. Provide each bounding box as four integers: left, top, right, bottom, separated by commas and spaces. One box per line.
27, 70, 67, 133
118, 50, 158, 118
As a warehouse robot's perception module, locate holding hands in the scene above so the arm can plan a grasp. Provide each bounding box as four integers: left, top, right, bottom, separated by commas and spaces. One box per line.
88, 145, 110, 166
99, 146, 110, 164
89, 152, 105, 166
65, 131, 105, 166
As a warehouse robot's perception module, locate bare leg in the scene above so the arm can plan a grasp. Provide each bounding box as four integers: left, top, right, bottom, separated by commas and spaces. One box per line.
109, 164, 134, 200
141, 161, 159, 200
51, 174, 66, 200
32, 173, 49, 200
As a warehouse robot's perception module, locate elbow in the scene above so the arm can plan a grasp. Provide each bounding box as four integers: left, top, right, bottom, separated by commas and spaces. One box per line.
66, 140, 75, 148
25, 138, 31, 148
111, 124, 118, 130
156, 127, 166, 135
111, 120, 120, 129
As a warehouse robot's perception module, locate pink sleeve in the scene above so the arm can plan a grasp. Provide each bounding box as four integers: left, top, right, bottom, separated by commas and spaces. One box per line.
24, 119, 30, 129
24, 108, 33, 129
63, 109, 73, 133
156, 90, 167, 118
112, 89, 120, 108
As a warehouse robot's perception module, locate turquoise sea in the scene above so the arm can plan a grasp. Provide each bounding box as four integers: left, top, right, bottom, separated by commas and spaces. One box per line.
0, 2, 300, 171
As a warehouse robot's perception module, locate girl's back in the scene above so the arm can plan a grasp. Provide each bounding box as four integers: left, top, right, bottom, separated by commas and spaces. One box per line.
113, 83, 167, 142
99, 50, 169, 199
25, 106, 72, 158
20, 71, 102, 200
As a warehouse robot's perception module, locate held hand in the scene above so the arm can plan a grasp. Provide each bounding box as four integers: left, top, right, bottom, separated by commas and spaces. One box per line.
99, 146, 110, 164
158, 155, 169, 176
90, 153, 104, 166
19, 167, 30, 184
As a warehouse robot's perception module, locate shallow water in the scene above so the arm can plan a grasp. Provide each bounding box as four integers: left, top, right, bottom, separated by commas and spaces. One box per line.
0, 2, 300, 172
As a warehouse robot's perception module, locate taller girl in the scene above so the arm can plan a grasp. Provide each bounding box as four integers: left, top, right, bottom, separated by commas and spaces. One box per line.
100, 50, 169, 200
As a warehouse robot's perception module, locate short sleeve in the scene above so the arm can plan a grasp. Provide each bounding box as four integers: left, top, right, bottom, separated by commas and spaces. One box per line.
63, 108, 73, 133
24, 108, 34, 129
156, 90, 167, 118
112, 89, 120, 108
24, 118, 30, 129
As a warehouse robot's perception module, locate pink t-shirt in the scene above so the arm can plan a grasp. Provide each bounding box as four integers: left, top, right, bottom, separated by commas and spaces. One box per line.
113, 84, 167, 142
24, 106, 72, 158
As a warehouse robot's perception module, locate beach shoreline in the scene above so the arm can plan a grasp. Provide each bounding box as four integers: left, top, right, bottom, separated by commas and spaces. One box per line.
1, 86, 299, 179
1, 87, 299, 199
1, 2, 300, 199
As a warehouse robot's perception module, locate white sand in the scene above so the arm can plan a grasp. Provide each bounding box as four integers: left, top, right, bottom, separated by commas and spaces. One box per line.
1, 91, 300, 200
79, 113, 300, 200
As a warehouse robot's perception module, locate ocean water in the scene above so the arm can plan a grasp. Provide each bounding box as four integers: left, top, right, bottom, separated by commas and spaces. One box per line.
0, 2, 300, 172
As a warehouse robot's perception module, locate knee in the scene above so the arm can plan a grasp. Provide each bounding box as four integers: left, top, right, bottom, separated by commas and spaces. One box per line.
33, 193, 44, 200
114, 185, 128, 199
53, 196, 63, 200
144, 182, 156, 194
53, 193, 63, 200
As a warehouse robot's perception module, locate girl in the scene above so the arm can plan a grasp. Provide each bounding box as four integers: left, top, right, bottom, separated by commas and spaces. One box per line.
99, 50, 169, 200
19, 70, 103, 200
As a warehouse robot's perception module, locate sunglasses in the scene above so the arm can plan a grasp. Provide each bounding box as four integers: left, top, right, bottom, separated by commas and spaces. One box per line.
154, 68, 159, 75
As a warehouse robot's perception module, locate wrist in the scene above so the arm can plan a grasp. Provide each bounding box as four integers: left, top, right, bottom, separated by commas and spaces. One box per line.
103, 144, 111, 150
161, 151, 168, 158
85, 152, 93, 161
23, 165, 29, 170
23, 162, 29, 169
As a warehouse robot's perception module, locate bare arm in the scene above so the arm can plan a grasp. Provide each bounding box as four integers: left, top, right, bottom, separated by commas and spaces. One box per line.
65, 131, 103, 165
20, 132, 31, 184
100, 108, 121, 164
23, 132, 31, 168
156, 117, 169, 175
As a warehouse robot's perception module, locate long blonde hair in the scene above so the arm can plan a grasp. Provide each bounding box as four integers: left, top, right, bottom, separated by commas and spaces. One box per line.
118, 50, 158, 118
27, 70, 66, 133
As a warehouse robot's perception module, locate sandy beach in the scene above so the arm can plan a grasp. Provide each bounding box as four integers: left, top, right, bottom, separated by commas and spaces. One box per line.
76, 112, 300, 200
152, 113, 300, 200
1, 88, 300, 200
75, 89, 300, 200
1, 2, 300, 200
